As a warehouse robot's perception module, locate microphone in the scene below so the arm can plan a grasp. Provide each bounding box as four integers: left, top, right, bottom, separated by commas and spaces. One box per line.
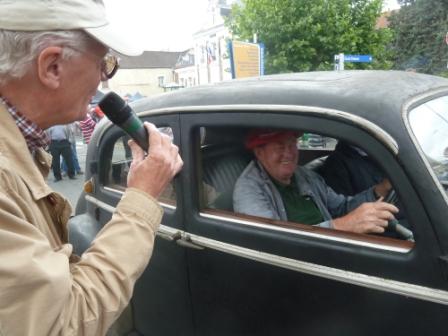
98, 92, 148, 151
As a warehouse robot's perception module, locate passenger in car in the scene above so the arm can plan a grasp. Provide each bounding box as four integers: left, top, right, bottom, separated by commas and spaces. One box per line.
233, 129, 397, 234
318, 141, 384, 196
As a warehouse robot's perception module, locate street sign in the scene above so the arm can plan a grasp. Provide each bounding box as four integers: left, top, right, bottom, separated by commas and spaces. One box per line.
344, 54, 373, 63
228, 41, 265, 79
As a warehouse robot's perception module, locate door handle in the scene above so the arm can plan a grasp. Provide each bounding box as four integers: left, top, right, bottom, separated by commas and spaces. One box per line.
176, 235, 204, 250
157, 230, 182, 242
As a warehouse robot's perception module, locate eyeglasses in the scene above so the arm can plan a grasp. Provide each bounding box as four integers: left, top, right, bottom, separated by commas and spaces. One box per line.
64, 46, 119, 80
101, 53, 119, 80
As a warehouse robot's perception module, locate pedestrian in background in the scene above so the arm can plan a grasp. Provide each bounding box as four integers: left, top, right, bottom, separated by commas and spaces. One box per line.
79, 110, 97, 144
62, 122, 83, 175
47, 124, 76, 181
0, 0, 183, 335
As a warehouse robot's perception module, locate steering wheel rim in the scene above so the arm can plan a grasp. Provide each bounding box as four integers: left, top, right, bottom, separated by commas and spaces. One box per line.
384, 189, 414, 241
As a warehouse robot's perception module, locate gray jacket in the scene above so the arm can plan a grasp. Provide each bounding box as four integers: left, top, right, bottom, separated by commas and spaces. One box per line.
233, 160, 376, 228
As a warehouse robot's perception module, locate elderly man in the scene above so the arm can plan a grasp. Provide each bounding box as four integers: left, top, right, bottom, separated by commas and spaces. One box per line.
233, 129, 397, 234
0, 1, 183, 335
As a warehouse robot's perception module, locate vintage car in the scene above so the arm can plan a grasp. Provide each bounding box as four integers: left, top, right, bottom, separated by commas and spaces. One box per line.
71, 71, 448, 335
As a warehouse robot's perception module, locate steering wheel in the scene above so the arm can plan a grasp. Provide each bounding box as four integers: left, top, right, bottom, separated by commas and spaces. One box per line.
384, 189, 414, 242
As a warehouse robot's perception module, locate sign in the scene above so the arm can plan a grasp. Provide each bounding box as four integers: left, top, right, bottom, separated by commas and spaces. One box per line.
229, 41, 265, 79
344, 54, 373, 63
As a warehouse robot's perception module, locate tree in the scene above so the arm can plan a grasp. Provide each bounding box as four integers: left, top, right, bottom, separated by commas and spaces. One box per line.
389, 0, 448, 76
226, 0, 393, 74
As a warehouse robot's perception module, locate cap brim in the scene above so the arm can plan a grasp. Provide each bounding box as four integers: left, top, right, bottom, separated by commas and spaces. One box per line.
85, 23, 143, 56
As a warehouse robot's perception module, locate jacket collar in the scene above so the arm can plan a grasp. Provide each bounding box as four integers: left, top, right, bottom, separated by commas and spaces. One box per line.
0, 104, 53, 200
254, 159, 315, 197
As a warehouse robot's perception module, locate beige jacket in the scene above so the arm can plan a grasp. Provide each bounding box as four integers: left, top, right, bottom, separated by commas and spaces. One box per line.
0, 104, 163, 335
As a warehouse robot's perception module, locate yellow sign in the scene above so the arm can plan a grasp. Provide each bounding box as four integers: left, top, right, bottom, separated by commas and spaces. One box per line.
230, 41, 263, 79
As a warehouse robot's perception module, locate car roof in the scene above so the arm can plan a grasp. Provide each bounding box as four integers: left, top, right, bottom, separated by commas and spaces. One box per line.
131, 70, 448, 141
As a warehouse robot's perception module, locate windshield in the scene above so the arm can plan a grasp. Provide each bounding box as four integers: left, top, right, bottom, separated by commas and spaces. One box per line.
409, 96, 448, 193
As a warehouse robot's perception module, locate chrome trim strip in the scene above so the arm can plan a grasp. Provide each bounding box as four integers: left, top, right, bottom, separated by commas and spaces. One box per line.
402, 88, 448, 205
85, 192, 176, 211
139, 104, 398, 155
185, 228, 448, 306
103, 186, 124, 195
85, 194, 115, 213
82, 195, 447, 305
200, 212, 411, 253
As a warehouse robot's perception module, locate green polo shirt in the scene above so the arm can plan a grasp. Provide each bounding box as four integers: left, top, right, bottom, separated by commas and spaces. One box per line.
273, 176, 324, 225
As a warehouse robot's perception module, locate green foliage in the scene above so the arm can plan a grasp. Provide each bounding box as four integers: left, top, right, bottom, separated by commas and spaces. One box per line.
226, 0, 393, 74
389, 0, 448, 76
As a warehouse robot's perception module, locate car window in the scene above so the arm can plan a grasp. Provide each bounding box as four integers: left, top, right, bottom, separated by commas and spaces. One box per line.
199, 126, 411, 244
105, 127, 176, 206
409, 96, 448, 195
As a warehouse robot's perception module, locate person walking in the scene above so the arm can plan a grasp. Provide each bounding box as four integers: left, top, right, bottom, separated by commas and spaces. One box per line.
61, 122, 83, 175
47, 124, 77, 181
79, 111, 97, 144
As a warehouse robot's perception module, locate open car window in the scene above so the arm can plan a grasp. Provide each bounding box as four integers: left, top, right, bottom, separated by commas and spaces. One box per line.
105, 127, 176, 206
199, 126, 413, 248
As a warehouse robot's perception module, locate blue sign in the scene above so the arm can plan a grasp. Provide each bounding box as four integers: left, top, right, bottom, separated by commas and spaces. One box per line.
344, 54, 373, 63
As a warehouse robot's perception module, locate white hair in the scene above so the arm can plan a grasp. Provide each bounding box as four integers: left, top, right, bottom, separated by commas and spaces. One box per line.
0, 30, 94, 85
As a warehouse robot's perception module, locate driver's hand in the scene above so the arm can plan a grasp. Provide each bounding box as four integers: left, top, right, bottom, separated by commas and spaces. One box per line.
332, 200, 399, 234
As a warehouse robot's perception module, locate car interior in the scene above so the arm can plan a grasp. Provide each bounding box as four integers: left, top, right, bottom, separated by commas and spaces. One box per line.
199, 126, 336, 211
197, 126, 414, 246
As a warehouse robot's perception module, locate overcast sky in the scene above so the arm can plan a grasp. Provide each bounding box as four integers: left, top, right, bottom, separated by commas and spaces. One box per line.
104, 0, 400, 51
103, 0, 210, 51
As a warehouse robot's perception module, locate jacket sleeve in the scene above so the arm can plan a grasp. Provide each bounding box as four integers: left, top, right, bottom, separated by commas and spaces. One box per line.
317, 174, 376, 217
233, 173, 281, 220
301, 169, 376, 227
0, 185, 162, 336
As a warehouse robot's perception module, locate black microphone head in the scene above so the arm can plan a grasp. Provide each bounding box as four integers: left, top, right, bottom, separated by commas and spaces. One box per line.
98, 92, 132, 125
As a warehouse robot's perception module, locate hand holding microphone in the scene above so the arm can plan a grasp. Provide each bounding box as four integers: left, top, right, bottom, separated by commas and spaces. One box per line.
99, 92, 149, 151
98, 92, 183, 198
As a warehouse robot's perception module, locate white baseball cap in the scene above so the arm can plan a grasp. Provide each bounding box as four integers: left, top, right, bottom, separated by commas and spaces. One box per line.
0, 0, 143, 56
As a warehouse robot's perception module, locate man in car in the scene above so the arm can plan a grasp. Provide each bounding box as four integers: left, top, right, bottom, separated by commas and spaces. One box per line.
233, 129, 397, 234
0, 1, 183, 335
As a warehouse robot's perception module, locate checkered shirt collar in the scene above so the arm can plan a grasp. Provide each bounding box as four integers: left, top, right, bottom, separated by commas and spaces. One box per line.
0, 97, 50, 151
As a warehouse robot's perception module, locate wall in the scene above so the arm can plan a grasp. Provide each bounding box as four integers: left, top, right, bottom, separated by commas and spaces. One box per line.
106, 68, 175, 97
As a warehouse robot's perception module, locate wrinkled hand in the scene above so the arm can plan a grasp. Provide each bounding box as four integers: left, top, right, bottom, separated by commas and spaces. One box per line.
332, 199, 399, 234
127, 122, 183, 198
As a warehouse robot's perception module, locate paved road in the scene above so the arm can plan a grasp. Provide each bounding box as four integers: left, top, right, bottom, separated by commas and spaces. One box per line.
46, 138, 87, 214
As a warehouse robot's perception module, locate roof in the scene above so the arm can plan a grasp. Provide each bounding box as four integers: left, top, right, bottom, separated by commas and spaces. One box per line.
132, 70, 448, 142
118, 51, 183, 69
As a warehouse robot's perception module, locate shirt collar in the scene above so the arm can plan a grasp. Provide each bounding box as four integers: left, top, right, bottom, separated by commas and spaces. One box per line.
0, 97, 50, 152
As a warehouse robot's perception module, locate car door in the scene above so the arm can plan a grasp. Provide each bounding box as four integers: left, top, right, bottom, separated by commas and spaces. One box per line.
85, 112, 194, 335
178, 108, 448, 336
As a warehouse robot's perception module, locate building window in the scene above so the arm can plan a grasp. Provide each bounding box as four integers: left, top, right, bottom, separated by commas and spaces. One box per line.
158, 76, 165, 87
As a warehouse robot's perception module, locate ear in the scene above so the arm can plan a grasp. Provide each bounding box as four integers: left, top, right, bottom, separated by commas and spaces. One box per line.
253, 146, 264, 161
36, 46, 65, 90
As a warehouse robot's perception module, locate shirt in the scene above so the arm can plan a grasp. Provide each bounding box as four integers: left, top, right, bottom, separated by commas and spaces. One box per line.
47, 125, 68, 141
273, 176, 324, 225
0, 96, 50, 151
79, 115, 96, 144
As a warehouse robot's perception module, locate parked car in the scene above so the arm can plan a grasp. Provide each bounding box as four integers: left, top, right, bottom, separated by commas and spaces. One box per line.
71, 71, 448, 336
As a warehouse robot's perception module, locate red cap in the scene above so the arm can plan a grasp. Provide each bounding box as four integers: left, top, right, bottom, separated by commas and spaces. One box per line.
245, 129, 301, 150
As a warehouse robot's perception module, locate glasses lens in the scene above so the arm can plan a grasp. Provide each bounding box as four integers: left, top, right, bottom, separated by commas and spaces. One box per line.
103, 54, 119, 79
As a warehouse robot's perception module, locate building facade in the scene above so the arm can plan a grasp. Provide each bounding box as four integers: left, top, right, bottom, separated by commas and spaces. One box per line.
104, 51, 182, 97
